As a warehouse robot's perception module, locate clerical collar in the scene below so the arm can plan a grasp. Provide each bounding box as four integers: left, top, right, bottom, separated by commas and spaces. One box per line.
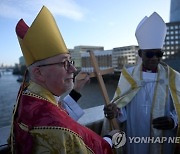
54, 95, 60, 104
142, 66, 157, 73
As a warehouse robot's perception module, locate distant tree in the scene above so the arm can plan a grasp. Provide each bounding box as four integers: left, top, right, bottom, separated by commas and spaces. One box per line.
13, 64, 20, 75
13, 64, 26, 75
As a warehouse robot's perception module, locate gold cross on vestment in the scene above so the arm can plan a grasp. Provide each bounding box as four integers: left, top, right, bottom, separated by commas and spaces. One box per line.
141, 102, 151, 115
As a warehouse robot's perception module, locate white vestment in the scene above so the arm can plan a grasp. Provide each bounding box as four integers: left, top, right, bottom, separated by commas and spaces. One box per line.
54, 94, 84, 121
118, 67, 178, 154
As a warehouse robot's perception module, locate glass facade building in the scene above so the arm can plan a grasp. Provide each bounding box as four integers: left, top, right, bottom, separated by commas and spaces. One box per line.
163, 0, 180, 72
170, 0, 180, 22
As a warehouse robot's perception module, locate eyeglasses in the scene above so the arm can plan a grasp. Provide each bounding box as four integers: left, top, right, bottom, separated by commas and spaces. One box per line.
144, 50, 164, 58
38, 60, 75, 71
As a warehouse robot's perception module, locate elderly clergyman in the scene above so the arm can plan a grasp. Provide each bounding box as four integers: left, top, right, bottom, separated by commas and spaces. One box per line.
10, 6, 118, 154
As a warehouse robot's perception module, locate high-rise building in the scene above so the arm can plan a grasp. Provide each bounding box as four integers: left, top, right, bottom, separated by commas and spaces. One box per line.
19, 56, 25, 66
163, 0, 180, 72
170, 0, 180, 22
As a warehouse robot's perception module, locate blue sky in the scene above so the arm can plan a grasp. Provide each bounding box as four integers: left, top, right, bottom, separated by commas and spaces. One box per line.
0, 0, 170, 66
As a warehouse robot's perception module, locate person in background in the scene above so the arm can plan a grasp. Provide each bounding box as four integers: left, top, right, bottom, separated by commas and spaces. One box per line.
104, 12, 180, 154
10, 6, 118, 154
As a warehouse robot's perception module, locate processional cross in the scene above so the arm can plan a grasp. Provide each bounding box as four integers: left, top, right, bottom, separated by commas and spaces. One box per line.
78, 50, 119, 130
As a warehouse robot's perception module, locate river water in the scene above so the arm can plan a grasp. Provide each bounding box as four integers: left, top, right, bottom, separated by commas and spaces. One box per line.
0, 72, 21, 128
0, 72, 119, 128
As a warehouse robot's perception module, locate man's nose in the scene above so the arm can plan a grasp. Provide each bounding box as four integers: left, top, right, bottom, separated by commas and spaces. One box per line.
68, 64, 77, 73
151, 55, 159, 59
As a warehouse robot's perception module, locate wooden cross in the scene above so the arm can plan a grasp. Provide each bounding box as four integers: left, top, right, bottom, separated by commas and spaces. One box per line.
76, 67, 114, 80
88, 50, 120, 130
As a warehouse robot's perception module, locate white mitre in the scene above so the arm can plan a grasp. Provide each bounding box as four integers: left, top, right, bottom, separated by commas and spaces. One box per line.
135, 12, 167, 50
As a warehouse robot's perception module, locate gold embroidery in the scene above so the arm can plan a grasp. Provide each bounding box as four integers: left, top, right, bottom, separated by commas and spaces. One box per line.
23, 91, 49, 102
169, 67, 180, 137
122, 67, 138, 89
30, 127, 94, 154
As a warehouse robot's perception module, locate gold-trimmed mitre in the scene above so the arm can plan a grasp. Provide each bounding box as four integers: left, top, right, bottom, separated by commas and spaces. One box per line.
135, 12, 167, 50
16, 6, 69, 66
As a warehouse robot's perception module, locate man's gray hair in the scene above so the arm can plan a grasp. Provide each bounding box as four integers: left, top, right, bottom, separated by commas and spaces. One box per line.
27, 59, 49, 80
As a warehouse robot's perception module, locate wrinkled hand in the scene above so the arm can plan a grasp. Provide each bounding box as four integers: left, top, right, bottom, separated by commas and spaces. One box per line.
73, 72, 90, 93
152, 116, 174, 130
104, 103, 119, 119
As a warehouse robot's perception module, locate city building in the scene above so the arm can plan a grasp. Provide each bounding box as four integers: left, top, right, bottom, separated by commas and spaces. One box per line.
170, 0, 180, 22
112, 46, 139, 72
70, 45, 104, 70
163, 0, 180, 72
19, 56, 25, 66
81, 45, 139, 73
81, 50, 112, 72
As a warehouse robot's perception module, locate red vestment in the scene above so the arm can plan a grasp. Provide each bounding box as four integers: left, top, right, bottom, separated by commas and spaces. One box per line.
13, 89, 112, 154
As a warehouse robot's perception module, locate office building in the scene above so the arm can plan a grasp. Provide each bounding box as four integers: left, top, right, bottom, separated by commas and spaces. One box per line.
112, 46, 139, 71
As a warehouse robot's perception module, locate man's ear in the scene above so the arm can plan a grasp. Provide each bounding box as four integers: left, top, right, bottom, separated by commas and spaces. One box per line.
138, 50, 142, 57
32, 67, 45, 82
